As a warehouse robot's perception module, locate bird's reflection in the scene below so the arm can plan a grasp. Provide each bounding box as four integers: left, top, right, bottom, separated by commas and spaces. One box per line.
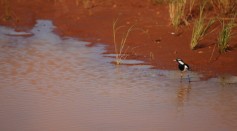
176, 82, 192, 115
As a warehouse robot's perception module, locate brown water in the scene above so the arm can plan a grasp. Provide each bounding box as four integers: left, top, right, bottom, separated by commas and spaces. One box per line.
0, 20, 237, 131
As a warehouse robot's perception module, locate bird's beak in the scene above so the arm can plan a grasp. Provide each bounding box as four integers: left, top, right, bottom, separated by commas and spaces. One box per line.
173, 59, 176, 62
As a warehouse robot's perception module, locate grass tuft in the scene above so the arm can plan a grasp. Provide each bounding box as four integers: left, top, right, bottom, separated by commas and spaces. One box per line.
112, 18, 135, 65
218, 16, 236, 53
190, 2, 215, 50
168, 0, 187, 29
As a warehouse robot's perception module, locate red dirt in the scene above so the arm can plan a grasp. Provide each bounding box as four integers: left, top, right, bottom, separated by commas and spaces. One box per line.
1, 0, 237, 79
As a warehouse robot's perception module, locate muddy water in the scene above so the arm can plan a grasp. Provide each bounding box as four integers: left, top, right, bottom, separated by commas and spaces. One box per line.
0, 20, 237, 131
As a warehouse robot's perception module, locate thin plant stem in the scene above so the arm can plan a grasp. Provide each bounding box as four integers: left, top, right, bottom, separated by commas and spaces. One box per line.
113, 18, 135, 65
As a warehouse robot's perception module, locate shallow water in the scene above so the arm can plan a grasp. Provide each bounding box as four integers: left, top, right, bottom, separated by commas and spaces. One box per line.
0, 20, 237, 131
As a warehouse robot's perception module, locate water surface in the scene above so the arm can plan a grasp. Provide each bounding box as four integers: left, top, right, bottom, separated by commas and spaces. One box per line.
0, 20, 237, 131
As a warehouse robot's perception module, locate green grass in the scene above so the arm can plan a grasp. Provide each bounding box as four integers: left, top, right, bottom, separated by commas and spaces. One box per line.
218, 16, 236, 53
190, 2, 215, 50
112, 18, 135, 65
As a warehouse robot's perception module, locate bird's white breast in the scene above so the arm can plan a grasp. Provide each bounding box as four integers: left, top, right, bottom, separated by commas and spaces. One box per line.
178, 61, 184, 65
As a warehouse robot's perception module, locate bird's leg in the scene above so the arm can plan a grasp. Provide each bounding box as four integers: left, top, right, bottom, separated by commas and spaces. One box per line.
180, 72, 183, 82
188, 74, 191, 83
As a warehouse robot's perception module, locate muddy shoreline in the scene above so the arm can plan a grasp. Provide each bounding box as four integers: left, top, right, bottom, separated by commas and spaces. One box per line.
1, 0, 237, 78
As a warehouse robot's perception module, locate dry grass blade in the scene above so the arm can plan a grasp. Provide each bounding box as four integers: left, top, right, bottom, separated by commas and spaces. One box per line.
113, 18, 135, 65
168, 0, 187, 29
210, 0, 236, 14
188, 0, 195, 16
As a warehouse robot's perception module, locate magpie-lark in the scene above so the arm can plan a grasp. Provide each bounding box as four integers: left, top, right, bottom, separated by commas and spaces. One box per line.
174, 58, 191, 82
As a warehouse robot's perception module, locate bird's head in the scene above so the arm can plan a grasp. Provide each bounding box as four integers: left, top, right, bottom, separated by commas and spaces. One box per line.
173, 58, 183, 62
174, 58, 184, 65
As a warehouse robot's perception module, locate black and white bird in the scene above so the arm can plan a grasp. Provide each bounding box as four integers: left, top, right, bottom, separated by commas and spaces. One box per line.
174, 58, 191, 82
